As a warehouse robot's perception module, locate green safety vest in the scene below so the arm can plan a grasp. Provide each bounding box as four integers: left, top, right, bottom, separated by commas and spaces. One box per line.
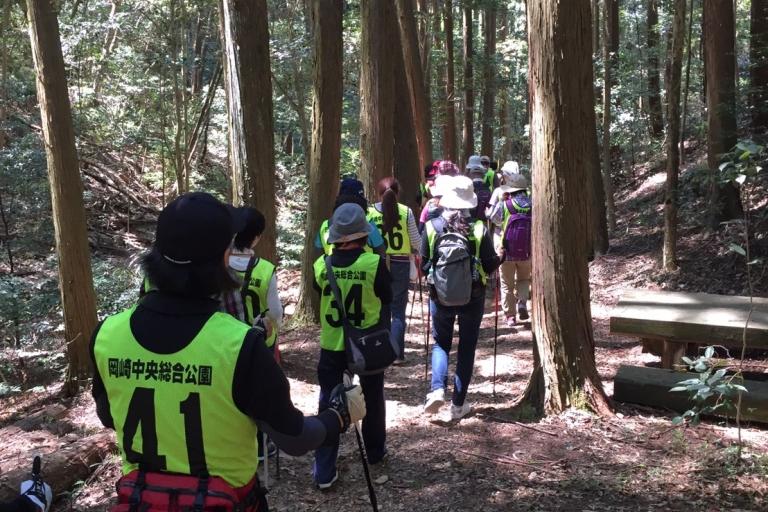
313, 253, 383, 352
366, 204, 411, 256
483, 169, 496, 190
425, 218, 487, 285
93, 308, 258, 487
319, 218, 375, 256
234, 257, 277, 348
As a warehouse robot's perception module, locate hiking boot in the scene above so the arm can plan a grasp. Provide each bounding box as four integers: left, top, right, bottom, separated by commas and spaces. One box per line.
517, 300, 529, 321
20, 480, 52, 512
424, 388, 446, 415
258, 440, 277, 462
505, 315, 517, 327
316, 471, 339, 491
450, 402, 472, 421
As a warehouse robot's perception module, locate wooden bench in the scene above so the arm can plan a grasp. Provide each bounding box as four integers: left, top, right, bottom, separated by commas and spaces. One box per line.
610, 290, 768, 368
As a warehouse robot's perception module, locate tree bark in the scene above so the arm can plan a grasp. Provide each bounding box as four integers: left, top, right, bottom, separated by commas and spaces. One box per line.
219, 0, 277, 262
295, 0, 343, 322
480, 6, 496, 158
461, 4, 474, 166
498, 7, 512, 160
703, 0, 742, 229
443, 2, 458, 163
601, 0, 618, 232
663, 0, 686, 271
26, 0, 98, 396
395, 0, 433, 170
647, 0, 664, 138
592, 0, 600, 55
680, 0, 694, 165
360, 0, 395, 199
393, 44, 421, 215
526, 0, 612, 416
751, 0, 768, 134
92, 0, 121, 100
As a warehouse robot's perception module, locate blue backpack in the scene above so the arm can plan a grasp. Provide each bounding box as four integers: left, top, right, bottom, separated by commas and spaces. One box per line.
503, 193, 532, 261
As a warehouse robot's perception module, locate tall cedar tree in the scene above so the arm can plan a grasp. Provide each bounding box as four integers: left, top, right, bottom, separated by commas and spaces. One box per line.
589, 0, 610, 257
498, 8, 511, 159
647, 0, 664, 138
601, 0, 618, 231
462, 4, 474, 166
295, 0, 343, 321
480, 6, 496, 158
443, 2, 458, 163
592, 0, 600, 55
393, 41, 421, 214
26, 0, 98, 396
752, 0, 768, 133
395, 0, 433, 171
663, 0, 687, 271
219, 0, 277, 262
360, 0, 395, 199
525, 0, 612, 415
703, 0, 743, 228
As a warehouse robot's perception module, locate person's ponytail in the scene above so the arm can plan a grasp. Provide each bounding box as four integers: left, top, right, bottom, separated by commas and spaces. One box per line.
377, 177, 400, 234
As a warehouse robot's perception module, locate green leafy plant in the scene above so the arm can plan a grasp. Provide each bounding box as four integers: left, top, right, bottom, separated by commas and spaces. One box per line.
670, 346, 747, 426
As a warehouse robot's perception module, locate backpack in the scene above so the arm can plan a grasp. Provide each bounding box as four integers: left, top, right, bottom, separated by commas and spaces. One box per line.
430, 226, 475, 307
503, 194, 532, 261
472, 180, 492, 221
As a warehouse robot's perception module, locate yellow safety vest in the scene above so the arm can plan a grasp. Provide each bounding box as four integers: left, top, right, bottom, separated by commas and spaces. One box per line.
367, 203, 412, 255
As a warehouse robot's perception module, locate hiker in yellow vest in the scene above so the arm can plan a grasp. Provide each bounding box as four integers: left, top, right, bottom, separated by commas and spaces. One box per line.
314, 178, 386, 257
420, 176, 502, 421
90, 192, 365, 511
221, 208, 282, 351
367, 177, 421, 361
312, 203, 392, 490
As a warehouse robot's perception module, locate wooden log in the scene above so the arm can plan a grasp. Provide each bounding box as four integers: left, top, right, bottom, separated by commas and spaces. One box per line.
610, 290, 768, 348
0, 432, 115, 503
614, 364, 768, 424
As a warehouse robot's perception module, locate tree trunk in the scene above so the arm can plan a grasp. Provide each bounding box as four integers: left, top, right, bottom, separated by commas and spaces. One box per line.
480, 6, 496, 158
525, 0, 612, 416
751, 0, 768, 134
461, 4, 474, 166
393, 46, 421, 215
601, 0, 618, 232
26, 0, 98, 396
663, 0, 686, 271
219, 0, 277, 262
443, 2, 458, 163
703, 0, 742, 229
395, 0, 433, 170
295, 0, 343, 322
592, 0, 600, 55
498, 8, 512, 160
680, 0, 694, 165
647, 0, 664, 138
92, 0, 121, 100
360, 0, 395, 199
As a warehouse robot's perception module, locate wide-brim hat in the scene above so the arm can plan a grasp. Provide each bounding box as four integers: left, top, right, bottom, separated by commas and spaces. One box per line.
327, 203, 371, 244
501, 160, 520, 177
155, 192, 246, 265
466, 155, 484, 172
438, 175, 477, 209
506, 173, 529, 193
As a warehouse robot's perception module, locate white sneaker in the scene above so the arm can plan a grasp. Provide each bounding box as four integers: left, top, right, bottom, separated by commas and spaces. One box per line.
316, 470, 339, 491
424, 388, 446, 414
450, 402, 472, 421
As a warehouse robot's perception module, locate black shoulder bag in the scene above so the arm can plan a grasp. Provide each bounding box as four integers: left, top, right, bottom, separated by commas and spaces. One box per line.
324, 257, 396, 375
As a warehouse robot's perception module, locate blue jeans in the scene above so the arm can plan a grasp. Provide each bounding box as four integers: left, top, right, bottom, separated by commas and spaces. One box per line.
388, 259, 411, 358
313, 350, 387, 485
430, 293, 485, 407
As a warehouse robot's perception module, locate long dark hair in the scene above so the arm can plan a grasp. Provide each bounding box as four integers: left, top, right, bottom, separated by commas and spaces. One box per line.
376, 177, 400, 234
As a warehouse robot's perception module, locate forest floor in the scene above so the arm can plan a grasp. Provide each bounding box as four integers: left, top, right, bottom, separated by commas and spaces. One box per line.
2, 148, 768, 511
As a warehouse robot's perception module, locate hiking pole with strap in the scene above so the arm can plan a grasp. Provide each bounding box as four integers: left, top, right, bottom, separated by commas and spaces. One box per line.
343, 373, 379, 512
493, 268, 500, 397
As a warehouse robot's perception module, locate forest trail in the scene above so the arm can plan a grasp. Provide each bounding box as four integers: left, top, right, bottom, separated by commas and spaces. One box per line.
59, 266, 768, 511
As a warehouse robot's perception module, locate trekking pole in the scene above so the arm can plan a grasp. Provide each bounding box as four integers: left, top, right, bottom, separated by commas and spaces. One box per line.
493, 270, 500, 397
405, 281, 416, 339
343, 373, 378, 512
419, 277, 429, 388
262, 431, 269, 490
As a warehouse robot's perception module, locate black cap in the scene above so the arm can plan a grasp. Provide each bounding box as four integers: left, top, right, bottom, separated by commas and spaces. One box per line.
155, 192, 246, 265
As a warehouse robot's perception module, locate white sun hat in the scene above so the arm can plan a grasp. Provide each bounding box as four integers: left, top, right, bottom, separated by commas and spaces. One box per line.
500, 160, 520, 179
438, 175, 477, 209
